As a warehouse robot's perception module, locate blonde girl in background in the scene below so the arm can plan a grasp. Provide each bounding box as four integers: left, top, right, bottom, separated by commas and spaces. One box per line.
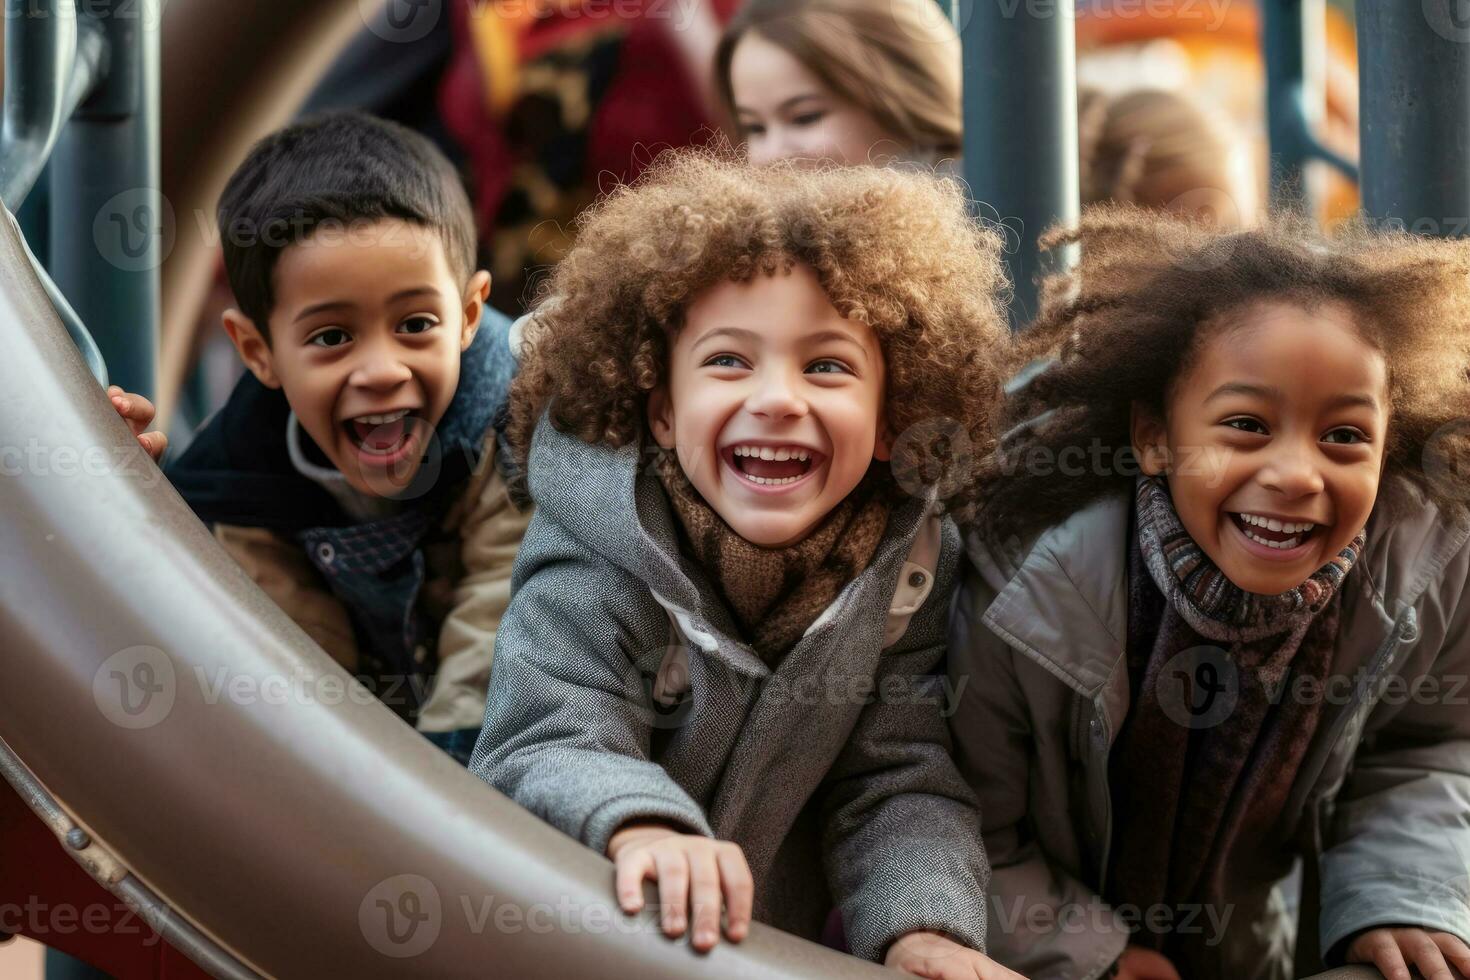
714, 0, 962, 168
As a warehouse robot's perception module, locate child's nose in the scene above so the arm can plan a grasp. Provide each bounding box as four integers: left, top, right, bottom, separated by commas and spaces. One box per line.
348, 345, 413, 390
1258, 443, 1326, 498
745, 369, 807, 420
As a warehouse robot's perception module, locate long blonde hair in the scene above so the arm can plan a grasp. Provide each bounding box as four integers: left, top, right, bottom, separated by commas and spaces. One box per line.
715, 0, 962, 162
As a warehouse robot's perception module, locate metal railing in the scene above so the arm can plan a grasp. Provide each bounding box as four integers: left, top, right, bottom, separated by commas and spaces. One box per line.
0, 0, 160, 396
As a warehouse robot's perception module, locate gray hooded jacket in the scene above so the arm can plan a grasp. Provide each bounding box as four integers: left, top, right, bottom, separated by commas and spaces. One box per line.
471, 420, 990, 960
949, 481, 1470, 980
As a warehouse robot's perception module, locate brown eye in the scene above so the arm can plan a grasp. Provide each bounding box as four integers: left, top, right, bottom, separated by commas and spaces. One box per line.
398, 317, 437, 335
310, 328, 350, 349
1223, 416, 1267, 435
1323, 427, 1368, 445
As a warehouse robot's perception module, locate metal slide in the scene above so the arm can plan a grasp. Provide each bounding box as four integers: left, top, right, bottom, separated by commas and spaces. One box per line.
0, 202, 887, 977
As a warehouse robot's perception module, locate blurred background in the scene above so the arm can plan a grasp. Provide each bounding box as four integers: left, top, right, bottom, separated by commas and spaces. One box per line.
0, 0, 1378, 976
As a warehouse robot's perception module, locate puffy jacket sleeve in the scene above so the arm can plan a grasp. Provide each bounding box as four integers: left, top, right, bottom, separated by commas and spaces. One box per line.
417, 440, 535, 734
468, 508, 713, 855
1319, 523, 1470, 957
947, 546, 1128, 980
819, 519, 991, 963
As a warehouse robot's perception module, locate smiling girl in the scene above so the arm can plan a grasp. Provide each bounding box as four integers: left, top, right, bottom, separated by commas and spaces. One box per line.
949, 208, 1470, 980
470, 151, 1021, 978
713, 0, 961, 168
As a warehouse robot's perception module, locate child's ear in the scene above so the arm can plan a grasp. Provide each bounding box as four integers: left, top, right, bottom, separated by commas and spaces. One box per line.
222, 309, 280, 389
646, 385, 676, 449
873, 412, 893, 462
1130, 400, 1170, 476
459, 270, 493, 352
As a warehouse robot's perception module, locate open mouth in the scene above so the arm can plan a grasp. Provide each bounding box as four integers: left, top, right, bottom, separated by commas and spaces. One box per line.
722, 443, 824, 488
1228, 511, 1322, 552
343, 408, 420, 464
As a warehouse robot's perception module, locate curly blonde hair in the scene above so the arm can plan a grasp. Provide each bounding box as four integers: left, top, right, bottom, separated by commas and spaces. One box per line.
508, 148, 1011, 505
972, 205, 1470, 544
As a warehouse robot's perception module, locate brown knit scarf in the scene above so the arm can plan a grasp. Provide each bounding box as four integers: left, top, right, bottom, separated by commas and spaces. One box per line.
653, 449, 891, 667
1108, 476, 1365, 979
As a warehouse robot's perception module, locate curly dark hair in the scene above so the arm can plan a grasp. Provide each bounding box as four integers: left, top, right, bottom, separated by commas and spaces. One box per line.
508, 148, 1012, 505
969, 205, 1470, 546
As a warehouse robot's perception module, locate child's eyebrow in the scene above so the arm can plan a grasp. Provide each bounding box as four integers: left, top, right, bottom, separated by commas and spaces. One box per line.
294, 300, 354, 323
1204, 381, 1380, 413
803, 329, 871, 363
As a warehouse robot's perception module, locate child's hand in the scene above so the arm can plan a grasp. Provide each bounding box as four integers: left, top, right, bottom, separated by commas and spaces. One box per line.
884, 930, 1029, 979
1347, 927, 1470, 980
107, 386, 167, 462
1113, 945, 1182, 980
607, 821, 752, 953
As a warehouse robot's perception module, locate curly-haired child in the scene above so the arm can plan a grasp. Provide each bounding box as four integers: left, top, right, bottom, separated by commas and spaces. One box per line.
950, 207, 1470, 980
470, 151, 1023, 978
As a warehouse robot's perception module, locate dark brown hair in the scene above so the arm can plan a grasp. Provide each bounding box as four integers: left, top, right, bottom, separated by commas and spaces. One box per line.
969, 205, 1470, 545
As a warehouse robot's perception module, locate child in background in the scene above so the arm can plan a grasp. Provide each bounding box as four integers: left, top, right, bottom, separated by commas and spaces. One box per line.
153, 112, 529, 761
472, 151, 1021, 978
951, 208, 1470, 980
714, 0, 961, 168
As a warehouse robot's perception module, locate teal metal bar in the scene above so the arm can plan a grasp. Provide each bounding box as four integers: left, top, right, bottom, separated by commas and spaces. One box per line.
48, 0, 161, 399
960, 0, 1079, 328
1261, 0, 1357, 212
1357, 0, 1470, 236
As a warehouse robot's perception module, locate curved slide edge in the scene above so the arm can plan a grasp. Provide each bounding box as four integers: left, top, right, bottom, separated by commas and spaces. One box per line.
0, 200, 888, 978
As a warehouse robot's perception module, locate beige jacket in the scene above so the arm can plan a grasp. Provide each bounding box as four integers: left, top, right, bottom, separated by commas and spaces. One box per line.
214, 434, 532, 733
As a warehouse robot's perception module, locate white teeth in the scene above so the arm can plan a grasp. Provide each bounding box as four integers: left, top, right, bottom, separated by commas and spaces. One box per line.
730, 445, 813, 461
1243, 527, 1303, 550
354, 409, 409, 425
1238, 513, 1316, 535
744, 474, 802, 486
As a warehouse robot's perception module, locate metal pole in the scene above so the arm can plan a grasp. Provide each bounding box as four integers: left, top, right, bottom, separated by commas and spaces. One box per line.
1357, 0, 1470, 236
960, 0, 1079, 329
48, 0, 161, 398
1262, 0, 1315, 212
